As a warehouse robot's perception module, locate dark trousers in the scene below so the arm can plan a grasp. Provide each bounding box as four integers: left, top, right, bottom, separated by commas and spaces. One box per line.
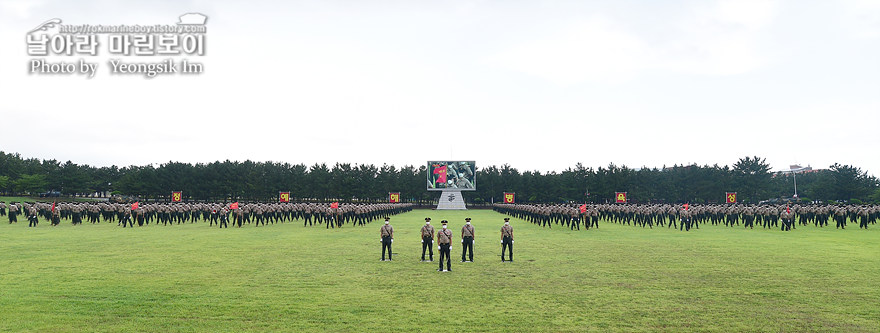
381, 236, 392, 260
501, 237, 513, 261
438, 244, 451, 270
461, 236, 473, 262
421, 237, 433, 260
28, 216, 37, 227
220, 218, 228, 228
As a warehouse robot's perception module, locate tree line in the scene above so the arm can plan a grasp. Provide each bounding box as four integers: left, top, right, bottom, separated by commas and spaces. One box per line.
0, 152, 877, 204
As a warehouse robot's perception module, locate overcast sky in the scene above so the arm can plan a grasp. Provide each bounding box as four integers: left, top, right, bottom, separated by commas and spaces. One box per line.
1, 0, 878, 176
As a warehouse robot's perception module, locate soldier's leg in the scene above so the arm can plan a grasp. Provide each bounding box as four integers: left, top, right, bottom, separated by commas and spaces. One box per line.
421, 238, 428, 261
438, 245, 445, 270
446, 246, 452, 271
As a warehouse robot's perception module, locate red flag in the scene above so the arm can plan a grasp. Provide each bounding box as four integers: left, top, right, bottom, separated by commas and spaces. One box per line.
615, 192, 627, 203
389, 192, 400, 203
331, 202, 339, 209
684, 203, 689, 211
52, 201, 56, 212
229, 202, 239, 210
786, 205, 790, 214
171, 191, 182, 202
725, 192, 737, 203
279, 192, 290, 203
503, 192, 515, 204
433, 165, 448, 185
579, 204, 587, 214
131, 202, 139, 210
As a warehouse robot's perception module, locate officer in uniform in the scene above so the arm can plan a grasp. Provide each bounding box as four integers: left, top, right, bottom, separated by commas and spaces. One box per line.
437, 220, 453, 271
8, 203, 18, 223
461, 217, 475, 262
380, 217, 394, 261
219, 208, 229, 228
501, 218, 514, 262
680, 206, 692, 231
51, 206, 61, 226
420, 218, 435, 261
781, 206, 793, 231
28, 206, 39, 227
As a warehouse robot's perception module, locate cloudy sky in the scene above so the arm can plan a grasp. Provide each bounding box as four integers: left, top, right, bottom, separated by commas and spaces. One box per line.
1, 0, 878, 176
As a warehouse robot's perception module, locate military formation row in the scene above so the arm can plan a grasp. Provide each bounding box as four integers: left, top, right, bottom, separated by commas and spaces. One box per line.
493, 203, 880, 231
0, 201, 413, 228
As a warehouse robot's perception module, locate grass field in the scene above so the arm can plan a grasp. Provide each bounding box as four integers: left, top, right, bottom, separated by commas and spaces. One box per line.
1, 209, 878, 332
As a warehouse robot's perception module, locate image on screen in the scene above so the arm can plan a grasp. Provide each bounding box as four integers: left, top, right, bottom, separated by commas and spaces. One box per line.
427, 161, 476, 191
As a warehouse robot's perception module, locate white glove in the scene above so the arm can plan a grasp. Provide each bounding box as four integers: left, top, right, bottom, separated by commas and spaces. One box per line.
421, 239, 424, 243
500, 240, 503, 244
391, 239, 393, 243
461, 239, 463, 243
512, 240, 514, 243
437, 246, 440, 250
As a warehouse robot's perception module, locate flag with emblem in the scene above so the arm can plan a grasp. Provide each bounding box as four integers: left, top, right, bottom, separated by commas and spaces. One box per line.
131, 202, 139, 210
726, 192, 737, 203
579, 204, 587, 214
230, 202, 239, 210
389, 192, 400, 203
503, 192, 515, 204
433, 164, 448, 186
615, 192, 627, 203
330, 202, 339, 209
171, 191, 182, 202
279, 192, 290, 203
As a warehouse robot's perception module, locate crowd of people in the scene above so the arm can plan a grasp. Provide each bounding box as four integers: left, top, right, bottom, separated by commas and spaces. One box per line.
493, 203, 879, 231
0, 201, 412, 228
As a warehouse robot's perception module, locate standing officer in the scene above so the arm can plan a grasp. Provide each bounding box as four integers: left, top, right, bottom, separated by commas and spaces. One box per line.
461, 217, 475, 262
680, 205, 692, 231
8, 203, 18, 223
420, 218, 435, 261
437, 220, 453, 272
501, 218, 514, 262
28, 205, 39, 227
380, 217, 394, 261
219, 208, 229, 228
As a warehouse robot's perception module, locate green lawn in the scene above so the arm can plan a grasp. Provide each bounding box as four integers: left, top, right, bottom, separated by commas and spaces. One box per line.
1, 209, 877, 332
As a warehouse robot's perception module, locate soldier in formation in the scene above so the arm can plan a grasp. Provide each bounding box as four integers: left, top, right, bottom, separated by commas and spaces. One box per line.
461, 217, 474, 262
380, 217, 394, 261
437, 220, 452, 271
421, 218, 434, 262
